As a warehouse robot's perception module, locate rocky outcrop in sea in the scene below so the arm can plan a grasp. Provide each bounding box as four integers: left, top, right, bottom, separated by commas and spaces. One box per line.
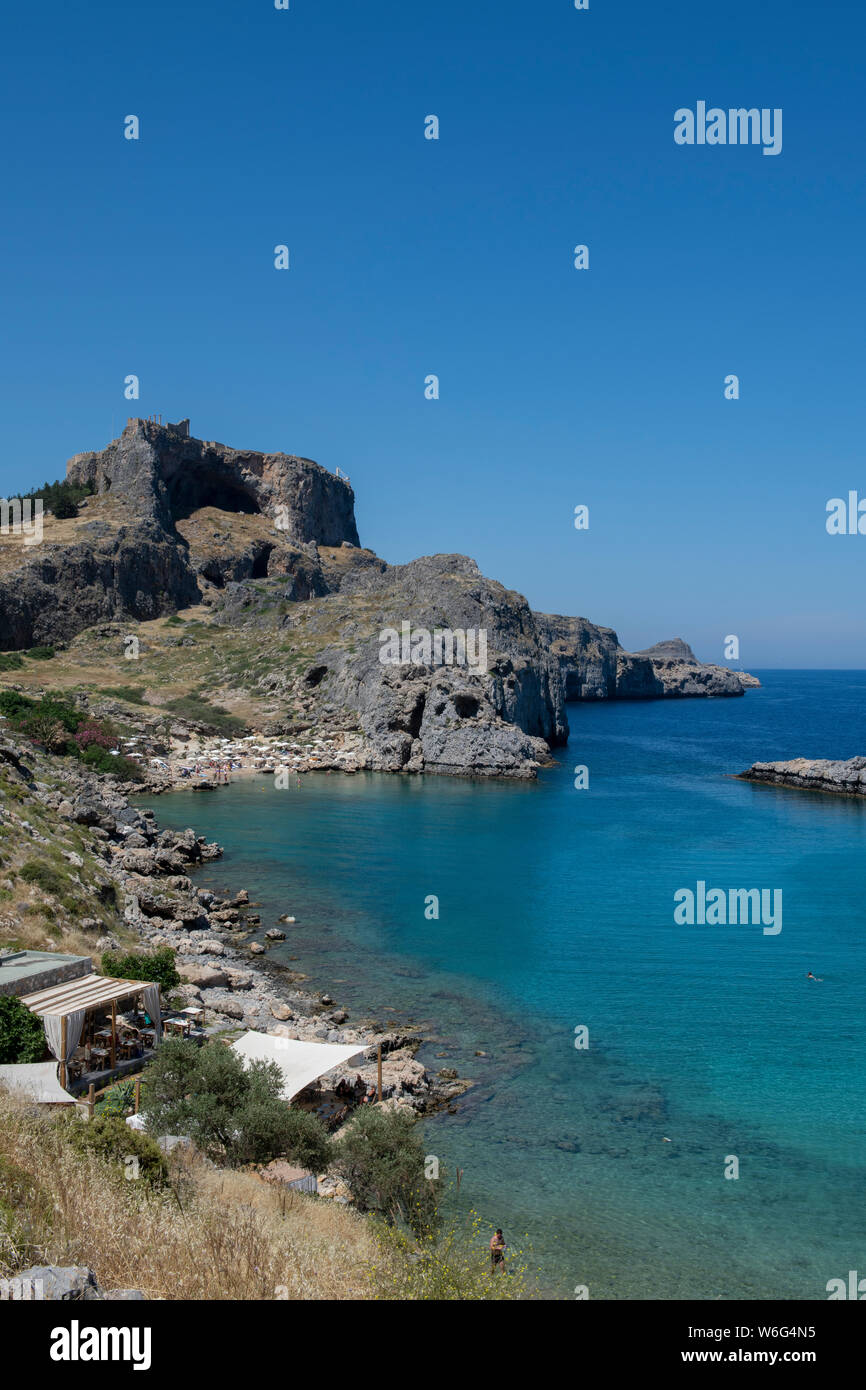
738, 756, 866, 797
633, 638, 759, 698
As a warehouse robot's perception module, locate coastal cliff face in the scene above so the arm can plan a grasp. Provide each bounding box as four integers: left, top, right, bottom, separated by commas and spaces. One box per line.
211, 552, 567, 778
632, 639, 759, 698
739, 757, 866, 797
306, 554, 567, 777
0, 420, 758, 778
535, 622, 757, 702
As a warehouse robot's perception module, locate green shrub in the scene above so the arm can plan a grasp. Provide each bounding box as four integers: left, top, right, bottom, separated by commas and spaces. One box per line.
21, 712, 71, 753
69, 1115, 168, 1187
0, 691, 35, 720
165, 694, 246, 736
79, 745, 145, 781
0, 688, 143, 778
37, 696, 83, 733
26, 646, 55, 661
332, 1106, 440, 1235
101, 686, 146, 705
0, 996, 46, 1064
140, 1038, 328, 1168
94, 1079, 137, 1117
0, 653, 24, 672
102, 947, 180, 994
280, 1108, 333, 1175
51, 497, 79, 520
19, 860, 67, 896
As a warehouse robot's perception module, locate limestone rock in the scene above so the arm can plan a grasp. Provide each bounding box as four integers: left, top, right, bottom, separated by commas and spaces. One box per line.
634, 639, 758, 697
738, 756, 866, 798
177, 963, 228, 989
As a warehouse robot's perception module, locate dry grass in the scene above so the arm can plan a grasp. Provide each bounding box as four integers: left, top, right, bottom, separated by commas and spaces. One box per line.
0, 1090, 377, 1300
0, 496, 132, 577
0, 905, 106, 961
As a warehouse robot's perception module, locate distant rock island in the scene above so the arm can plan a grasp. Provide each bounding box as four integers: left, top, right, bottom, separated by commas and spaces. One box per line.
738, 757, 866, 798
0, 418, 760, 778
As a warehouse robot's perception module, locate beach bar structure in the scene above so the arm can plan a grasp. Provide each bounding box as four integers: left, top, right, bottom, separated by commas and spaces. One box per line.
19, 973, 162, 1090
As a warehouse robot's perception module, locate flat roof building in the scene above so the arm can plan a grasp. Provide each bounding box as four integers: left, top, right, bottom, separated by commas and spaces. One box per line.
0, 950, 91, 1000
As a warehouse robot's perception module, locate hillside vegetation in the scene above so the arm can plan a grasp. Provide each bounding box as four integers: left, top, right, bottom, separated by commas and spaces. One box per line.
0, 1091, 533, 1300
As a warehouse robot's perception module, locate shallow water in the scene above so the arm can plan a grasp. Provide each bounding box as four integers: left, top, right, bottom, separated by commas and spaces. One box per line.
153, 672, 866, 1298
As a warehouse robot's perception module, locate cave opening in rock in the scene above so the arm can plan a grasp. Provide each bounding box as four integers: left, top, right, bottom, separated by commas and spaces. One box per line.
407, 692, 426, 737
167, 466, 261, 522
251, 544, 274, 579
452, 692, 480, 719
199, 561, 226, 589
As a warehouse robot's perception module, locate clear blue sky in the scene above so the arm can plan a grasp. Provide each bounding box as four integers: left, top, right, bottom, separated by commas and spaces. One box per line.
2, 1, 864, 667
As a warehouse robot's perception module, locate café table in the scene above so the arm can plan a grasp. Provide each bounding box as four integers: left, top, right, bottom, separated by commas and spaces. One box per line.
163, 1017, 192, 1038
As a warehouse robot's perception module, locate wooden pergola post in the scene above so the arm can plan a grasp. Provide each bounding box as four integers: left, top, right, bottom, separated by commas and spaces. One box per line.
110, 1001, 117, 1070
59, 1016, 67, 1091
88, 1083, 95, 1120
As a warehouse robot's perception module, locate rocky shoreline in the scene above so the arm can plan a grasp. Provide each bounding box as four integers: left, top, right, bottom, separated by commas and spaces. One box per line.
0, 728, 469, 1117
738, 756, 866, 798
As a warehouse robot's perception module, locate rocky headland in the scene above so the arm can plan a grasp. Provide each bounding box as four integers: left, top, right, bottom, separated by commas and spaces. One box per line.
0, 418, 759, 780
738, 757, 866, 798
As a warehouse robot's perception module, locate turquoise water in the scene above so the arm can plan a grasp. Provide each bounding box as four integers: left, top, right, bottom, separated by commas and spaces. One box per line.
153, 672, 866, 1299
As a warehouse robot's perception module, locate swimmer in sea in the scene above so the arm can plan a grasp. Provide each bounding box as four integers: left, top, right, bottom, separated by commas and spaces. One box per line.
806, 971, 823, 981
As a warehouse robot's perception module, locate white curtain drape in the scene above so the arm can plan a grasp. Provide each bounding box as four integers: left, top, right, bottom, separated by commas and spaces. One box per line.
142, 985, 162, 1041
43, 1010, 85, 1063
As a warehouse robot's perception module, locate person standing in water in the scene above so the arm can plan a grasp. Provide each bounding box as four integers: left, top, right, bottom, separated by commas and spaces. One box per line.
490, 1229, 506, 1274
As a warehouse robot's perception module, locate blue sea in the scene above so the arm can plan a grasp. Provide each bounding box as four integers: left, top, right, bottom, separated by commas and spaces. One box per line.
152, 672, 866, 1299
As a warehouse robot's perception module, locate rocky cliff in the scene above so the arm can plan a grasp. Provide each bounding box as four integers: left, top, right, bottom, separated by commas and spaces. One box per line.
0, 521, 199, 649
66, 417, 360, 547
0, 419, 358, 649
304, 554, 566, 777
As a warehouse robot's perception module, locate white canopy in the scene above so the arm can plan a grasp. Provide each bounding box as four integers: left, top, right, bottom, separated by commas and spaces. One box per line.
231, 1030, 366, 1102
21, 972, 155, 1017
0, 1061, 76, 1105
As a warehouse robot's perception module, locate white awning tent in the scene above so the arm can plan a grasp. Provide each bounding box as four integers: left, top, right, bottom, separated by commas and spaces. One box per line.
20, 972, 159, 1018
0, 1061, 76, 1105
231, 1030, 366, 1102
